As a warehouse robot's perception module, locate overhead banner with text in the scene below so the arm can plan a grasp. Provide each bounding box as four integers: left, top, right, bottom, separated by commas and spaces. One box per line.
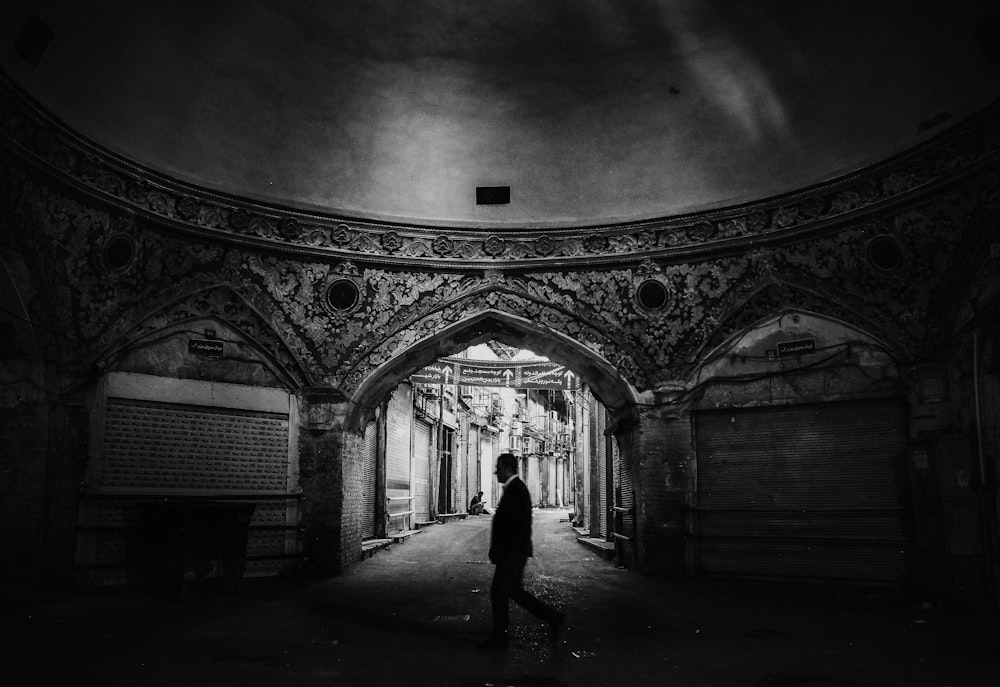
410, 359, 578, 390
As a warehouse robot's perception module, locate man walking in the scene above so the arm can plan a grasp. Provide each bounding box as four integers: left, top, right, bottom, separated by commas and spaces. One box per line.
480, 452, 565, 648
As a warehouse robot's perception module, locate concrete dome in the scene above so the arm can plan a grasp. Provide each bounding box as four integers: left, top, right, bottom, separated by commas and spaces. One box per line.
2, 0, 998, 227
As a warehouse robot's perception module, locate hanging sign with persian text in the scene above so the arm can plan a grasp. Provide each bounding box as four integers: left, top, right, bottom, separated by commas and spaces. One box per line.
411, 359, 577, 390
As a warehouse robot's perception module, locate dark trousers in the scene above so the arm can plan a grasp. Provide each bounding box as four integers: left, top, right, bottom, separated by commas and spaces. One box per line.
490, 551, 559, 634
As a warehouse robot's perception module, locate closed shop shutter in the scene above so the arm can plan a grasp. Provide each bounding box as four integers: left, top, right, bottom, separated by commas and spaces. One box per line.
694, 398, 910, 583
481, 433, 497, 509
547, 456, 557, 506
385, 388, 412, 532
466, 425, 479, 512
598, 406, 608, 540
591, 399, 608, 540
614, 436, 635, 567
75, 375, 296, 586
528, 454, 541, 506
413, 419, 432, 522
361, 420, 378, 539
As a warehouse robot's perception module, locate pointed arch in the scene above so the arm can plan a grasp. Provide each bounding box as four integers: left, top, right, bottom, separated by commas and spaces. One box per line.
344, 309, 639, 433
0, 251, 42, 361
687, 281, 908, 378
98, 283, 313, 388
336, 284, 653, 397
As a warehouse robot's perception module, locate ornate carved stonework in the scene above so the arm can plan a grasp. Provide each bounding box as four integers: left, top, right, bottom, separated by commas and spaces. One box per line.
1, 73, 999, 399
2, 72, 997, 271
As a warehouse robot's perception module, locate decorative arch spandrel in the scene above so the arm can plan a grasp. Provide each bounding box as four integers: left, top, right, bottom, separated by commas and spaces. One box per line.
101, 284, 312, 388
335, 289, 651, 396
342, 308, 641, 433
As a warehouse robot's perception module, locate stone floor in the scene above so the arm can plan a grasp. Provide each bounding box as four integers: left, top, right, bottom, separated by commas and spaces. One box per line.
3, 509, 999, 687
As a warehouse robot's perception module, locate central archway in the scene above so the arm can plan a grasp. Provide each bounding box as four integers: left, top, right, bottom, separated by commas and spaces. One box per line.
344, 309, 640, 433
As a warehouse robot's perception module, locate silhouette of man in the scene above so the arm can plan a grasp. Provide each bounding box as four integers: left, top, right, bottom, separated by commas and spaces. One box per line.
480, 452, 565, 648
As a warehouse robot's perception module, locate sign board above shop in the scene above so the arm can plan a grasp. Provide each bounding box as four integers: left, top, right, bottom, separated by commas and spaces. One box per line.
773, 337, 816, 359
188, 339, 224, 357
411, 359, 578, 390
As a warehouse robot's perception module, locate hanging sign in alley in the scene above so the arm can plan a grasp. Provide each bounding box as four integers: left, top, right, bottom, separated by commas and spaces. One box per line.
411, 359, 578, 390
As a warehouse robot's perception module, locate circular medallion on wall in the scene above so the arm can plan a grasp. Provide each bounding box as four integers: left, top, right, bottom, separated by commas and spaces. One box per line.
323, 278, 362, 315
635, 278, 670, 312
866, 234, 903, 272
100, 233, 137, 274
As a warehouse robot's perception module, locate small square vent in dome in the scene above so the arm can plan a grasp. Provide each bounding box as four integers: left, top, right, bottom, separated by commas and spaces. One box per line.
14, 15, 53, 67
476, 186, 510, 205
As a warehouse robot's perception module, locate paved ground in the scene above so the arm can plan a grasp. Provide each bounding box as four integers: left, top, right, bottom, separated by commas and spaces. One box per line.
3, 509, 999, 687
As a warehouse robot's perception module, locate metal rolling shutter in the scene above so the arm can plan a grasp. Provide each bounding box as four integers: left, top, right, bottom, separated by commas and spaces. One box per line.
385, 389, 412, 532
413, 420, 431, 521
694, 398, 910, 583
466, 426, 479, 511
481, 432, 497, 509
528, 454, 541, 506
614, 436, 635, 567
78, 394, 293, 585
361, 420, 377, 539
596, 404, 608, 540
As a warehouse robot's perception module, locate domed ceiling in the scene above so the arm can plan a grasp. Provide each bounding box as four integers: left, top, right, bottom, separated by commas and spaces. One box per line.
2, 0, 998, 228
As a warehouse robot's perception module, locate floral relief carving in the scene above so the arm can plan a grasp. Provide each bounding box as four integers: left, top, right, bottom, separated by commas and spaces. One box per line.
278, 217, 300, 238
2, 67, 991, 272
2, 81, 999, 400
534, 235, 555, 256
337, 288, 647, 392
432, 235, 454, 255
483, 235, 505, 256
381, 231, 402, 252
177, 196, 201, 220
3, 69, 996, 270
332, 225, 353, 245
229, 208, 250, 230
3, 157, 997, 391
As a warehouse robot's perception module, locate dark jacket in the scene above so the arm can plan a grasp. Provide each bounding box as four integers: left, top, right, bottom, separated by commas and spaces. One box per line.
489, 476, 533, 562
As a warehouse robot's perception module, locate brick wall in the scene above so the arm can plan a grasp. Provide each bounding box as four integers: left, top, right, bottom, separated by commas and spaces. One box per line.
0, 403, 48, 583
44, 400, 90, 585
339, 429, 365, 570
0, 358, 90, 589
296, 395, 347, 574
295, 395, 371, 575
631, 402, 695, 576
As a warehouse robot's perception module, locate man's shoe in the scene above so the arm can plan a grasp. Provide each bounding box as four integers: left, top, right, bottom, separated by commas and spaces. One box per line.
477, 633, 509, 649
548, 612, 565, 644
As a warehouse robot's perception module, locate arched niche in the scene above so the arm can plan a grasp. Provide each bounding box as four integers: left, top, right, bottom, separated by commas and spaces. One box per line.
0, 251, 42, 361
689, 308, 900, 407
100, 316, 302, 390
96, 284, 312, 390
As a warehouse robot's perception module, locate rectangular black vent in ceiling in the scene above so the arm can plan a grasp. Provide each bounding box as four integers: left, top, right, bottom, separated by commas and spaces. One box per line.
0, 321, 25, 359
476, 186, 510, 205
974, 13, 1000, 64
14, 14, 53, 67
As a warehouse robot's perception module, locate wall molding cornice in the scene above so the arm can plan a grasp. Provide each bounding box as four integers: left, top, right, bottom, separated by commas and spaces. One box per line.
2, 71, 998, 272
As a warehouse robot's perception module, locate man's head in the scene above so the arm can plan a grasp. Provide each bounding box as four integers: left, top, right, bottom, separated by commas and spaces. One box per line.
495, 452, 518, 483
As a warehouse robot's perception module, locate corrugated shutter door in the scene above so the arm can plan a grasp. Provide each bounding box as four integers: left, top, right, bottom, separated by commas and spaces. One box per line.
77, 381, 295, 585
385, 389, 412, 532
482, 434, 496, 509
615, 436, 635, 567
466, 426, 478, 512
528, 454, 541, 506
695, 398, 910, 583
361, 420, 377, 539
413, 420, 431, 521
597, 406, 608, 540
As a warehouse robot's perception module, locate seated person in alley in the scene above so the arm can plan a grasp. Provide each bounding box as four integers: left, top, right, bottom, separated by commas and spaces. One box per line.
468, 491, 487, 515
